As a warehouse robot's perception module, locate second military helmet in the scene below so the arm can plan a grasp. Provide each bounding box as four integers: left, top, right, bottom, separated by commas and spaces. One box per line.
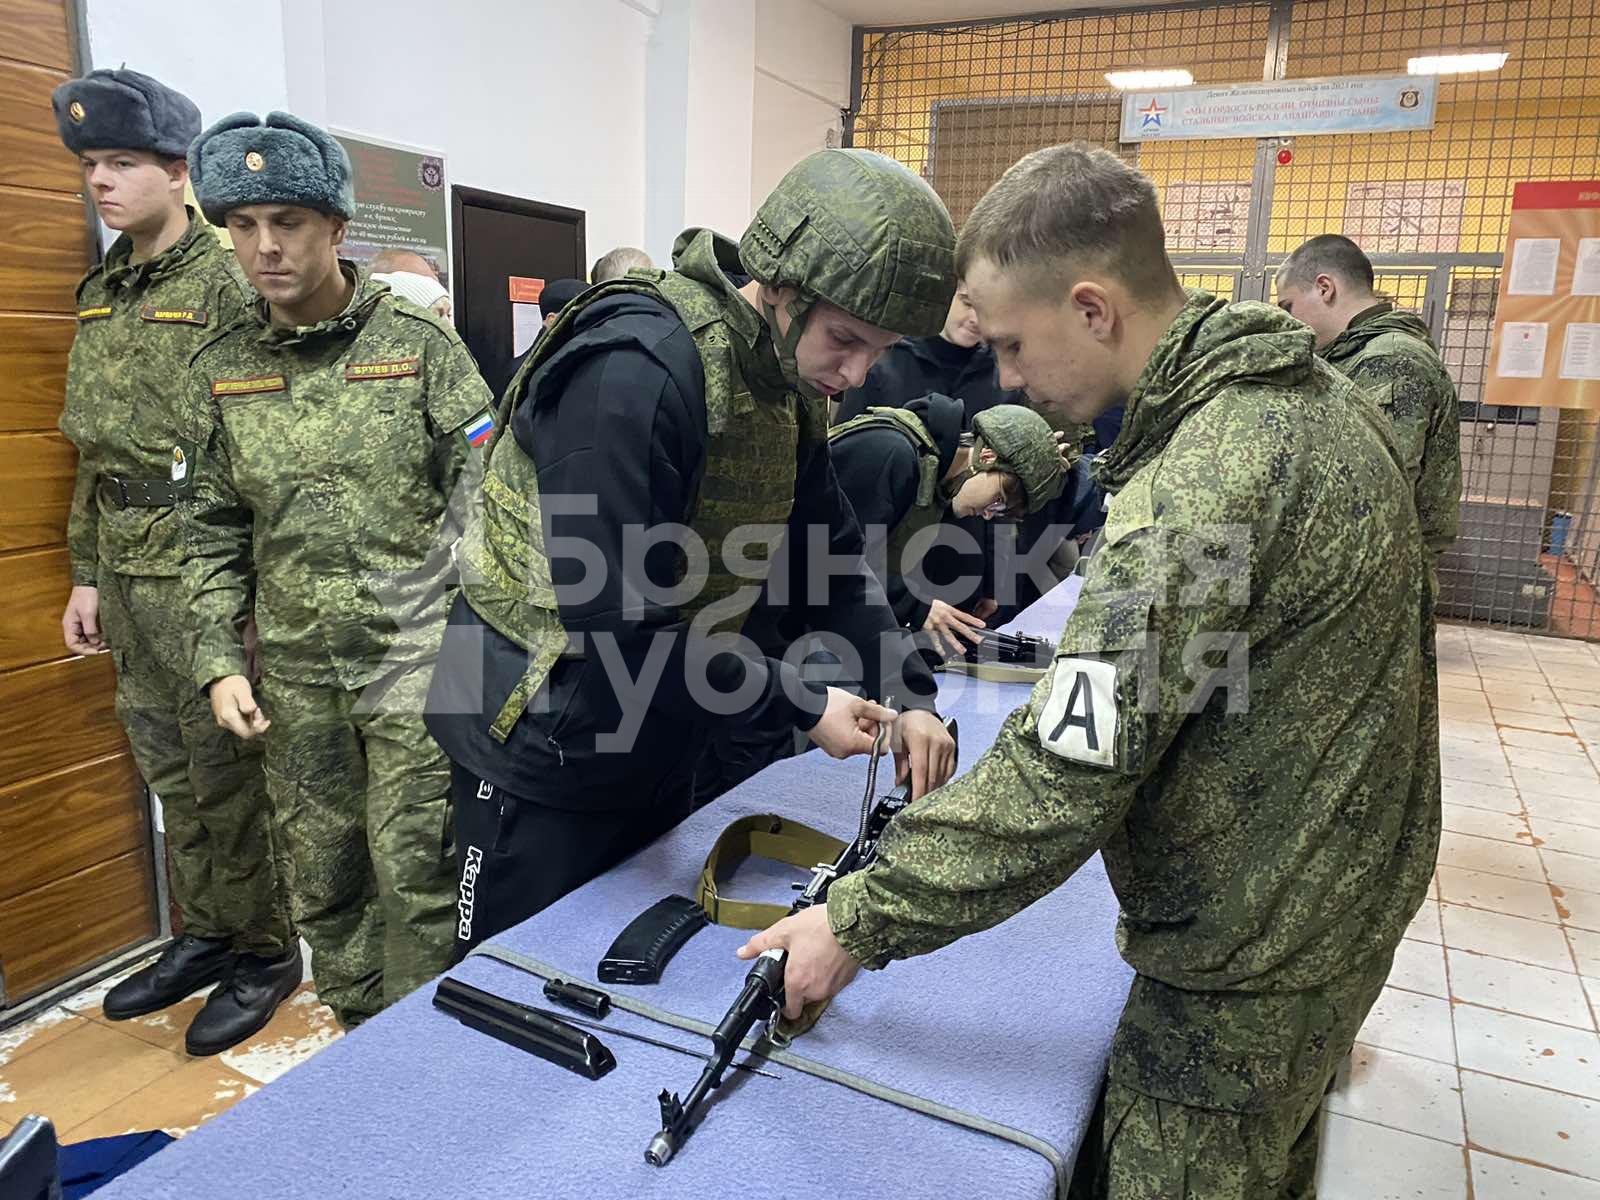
970, 405, 1067, 516
740, 150, 957, 341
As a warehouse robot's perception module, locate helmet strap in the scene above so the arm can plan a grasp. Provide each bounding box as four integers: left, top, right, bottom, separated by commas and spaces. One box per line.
760, 288, 824, 400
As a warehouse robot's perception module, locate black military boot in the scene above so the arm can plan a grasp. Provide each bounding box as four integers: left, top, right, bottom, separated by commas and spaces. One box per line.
102, 935, 235, 1020
184, 943, 304, 1057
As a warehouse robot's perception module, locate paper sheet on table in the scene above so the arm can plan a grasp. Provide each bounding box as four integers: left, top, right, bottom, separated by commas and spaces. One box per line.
1559, 323, 1600, 380
1508, 238, 1561, 295
512, 302, 541, 357
1497, 322, 1549, 378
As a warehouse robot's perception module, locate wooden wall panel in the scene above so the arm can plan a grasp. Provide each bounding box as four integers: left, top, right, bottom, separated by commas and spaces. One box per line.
0, 431, 75, 553
0, 653, 125, 791
0, 59, 75, 192
0, 753, 145, 903
2, 0, 74, 71
0, 315, 73, 433
0, 851, 156, 1001
0, 546, 70, 671
0, 186, 89, 312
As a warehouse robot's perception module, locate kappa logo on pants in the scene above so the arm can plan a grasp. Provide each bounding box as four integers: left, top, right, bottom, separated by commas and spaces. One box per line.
458, 846, 484, 941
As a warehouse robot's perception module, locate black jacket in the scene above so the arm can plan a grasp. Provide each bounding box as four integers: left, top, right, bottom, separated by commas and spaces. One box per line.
834, 336, 1021, 428
427, 292, 937, 803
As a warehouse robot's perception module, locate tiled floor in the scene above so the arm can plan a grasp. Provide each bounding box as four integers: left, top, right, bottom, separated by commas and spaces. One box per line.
0, 943, 337, 1142
1317, 622, 1600, 1200
2, 621, 1597, 1196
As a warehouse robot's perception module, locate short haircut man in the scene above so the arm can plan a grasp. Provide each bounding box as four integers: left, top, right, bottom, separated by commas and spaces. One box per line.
370, 247, 439, 279
1275, 234, 1461, 564
590, 245, 653, 284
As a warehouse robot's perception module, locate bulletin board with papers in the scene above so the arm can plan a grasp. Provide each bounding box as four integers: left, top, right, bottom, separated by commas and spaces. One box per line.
1485, 181, 1600, 410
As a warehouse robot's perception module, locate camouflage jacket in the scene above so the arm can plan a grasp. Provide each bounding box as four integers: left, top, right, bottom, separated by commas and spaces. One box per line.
182, 265, 494, 690
828, 292, 1441, 1111
59, 208, 251, 584
1321, 302, 1461, 561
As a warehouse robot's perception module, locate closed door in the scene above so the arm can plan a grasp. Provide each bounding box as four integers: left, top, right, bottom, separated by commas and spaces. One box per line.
451, 186, 586, 403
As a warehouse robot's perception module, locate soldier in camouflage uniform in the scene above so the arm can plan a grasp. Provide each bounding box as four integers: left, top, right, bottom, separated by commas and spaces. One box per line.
743, 145, 1441, 1198
181, 111, 495, 1027
426, 150, 961, 954
51, 69, 296, 1057
1276, 234, 1462, 566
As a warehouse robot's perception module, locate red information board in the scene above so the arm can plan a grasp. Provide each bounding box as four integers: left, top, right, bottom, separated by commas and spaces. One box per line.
1484, 181, 1600, 410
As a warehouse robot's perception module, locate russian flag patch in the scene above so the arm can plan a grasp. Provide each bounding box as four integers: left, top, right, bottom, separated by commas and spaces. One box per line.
462, 410, 496, 449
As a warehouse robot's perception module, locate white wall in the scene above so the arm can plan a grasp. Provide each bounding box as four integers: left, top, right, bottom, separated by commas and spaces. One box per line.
320, 0, 654, 271
79, 0, 845, 273
751, 0, 851, 204
83, 0, 292, 128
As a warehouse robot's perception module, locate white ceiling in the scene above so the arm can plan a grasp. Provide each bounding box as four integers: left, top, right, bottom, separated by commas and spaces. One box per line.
818, 0, 1133, 27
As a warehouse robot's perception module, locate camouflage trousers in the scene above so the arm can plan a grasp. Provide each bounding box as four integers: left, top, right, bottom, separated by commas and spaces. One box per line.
98, 572, 292, 957
257, 662, 456, 1027
1070, 956, 1392, 1199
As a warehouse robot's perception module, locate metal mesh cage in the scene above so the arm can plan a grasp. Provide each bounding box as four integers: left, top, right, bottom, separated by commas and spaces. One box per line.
850, 0, 1600, 639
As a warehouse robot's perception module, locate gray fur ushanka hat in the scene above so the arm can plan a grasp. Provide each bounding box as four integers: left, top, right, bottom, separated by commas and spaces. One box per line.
189, 111, 355, 224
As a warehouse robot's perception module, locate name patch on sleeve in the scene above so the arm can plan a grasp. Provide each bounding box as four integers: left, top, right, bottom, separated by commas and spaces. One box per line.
140, 305, 208, 325
1036, 656, 1119, 768
211, 375, 287, 397
77, 306, 113, 320
345, 358, 420, 381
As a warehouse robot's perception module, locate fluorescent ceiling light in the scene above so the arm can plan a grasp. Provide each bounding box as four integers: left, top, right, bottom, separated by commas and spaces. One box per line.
1104, 69, 1194, 90
1407, 52, 1508, 75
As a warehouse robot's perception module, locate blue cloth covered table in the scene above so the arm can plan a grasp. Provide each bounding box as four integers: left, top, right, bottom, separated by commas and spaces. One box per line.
98, 578, 1133, 1200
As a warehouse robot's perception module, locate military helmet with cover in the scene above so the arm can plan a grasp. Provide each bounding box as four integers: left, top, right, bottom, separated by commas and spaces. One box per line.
739, 149, 957, 396
970, 404, 1067, 516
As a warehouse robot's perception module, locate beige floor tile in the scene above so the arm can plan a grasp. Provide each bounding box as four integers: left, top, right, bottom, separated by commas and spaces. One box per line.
1500, 727, 1591, 755
1471, 1151, 1600, 1199
1453, 1006, 1600, 1100
1441, 779, 1523, 813
1357, 987, 1456, 1064
1436, 866, 1561, 923
1462, 1071, 1600, 1178
1388, 938, 1450, 998
1584, 977, 1600, 1022
219, 984, 341, 1086
64, 1059, 259, 1140
1522, 791, 1600, 830
1438, 671, 1481, 690
1441, 804, 1530, 843
1565, 703, 1600, 725
1325, 1043, 1463, 1143
1513, 766, 1597, 801
1543, 849, 1600, 894
1407, 899, 1444, 945
1507, 745, 1600, 777
1442, 684, 1491, 703
1570, 929, 1600, 977
1315, 1114, 1469, 1199
1441, 700, 1496, 723
1447, 949, 1595, 1030
0, 1019, 181, 1134
1440, 755, 1516, 788
1437, 831, 1545, 881
1495, 709, 1578, 735
1487, 683, 1561, 709
1441, 905, 1575, 972
1558, 886, 1600, 935
1440, 720, 1497, 748
0, 1007, 83, 1068
1530, 817, 1600, 859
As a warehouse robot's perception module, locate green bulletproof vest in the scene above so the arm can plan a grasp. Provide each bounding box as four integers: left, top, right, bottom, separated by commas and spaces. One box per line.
460, 229, 825, 739
828, 406, 957, 576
